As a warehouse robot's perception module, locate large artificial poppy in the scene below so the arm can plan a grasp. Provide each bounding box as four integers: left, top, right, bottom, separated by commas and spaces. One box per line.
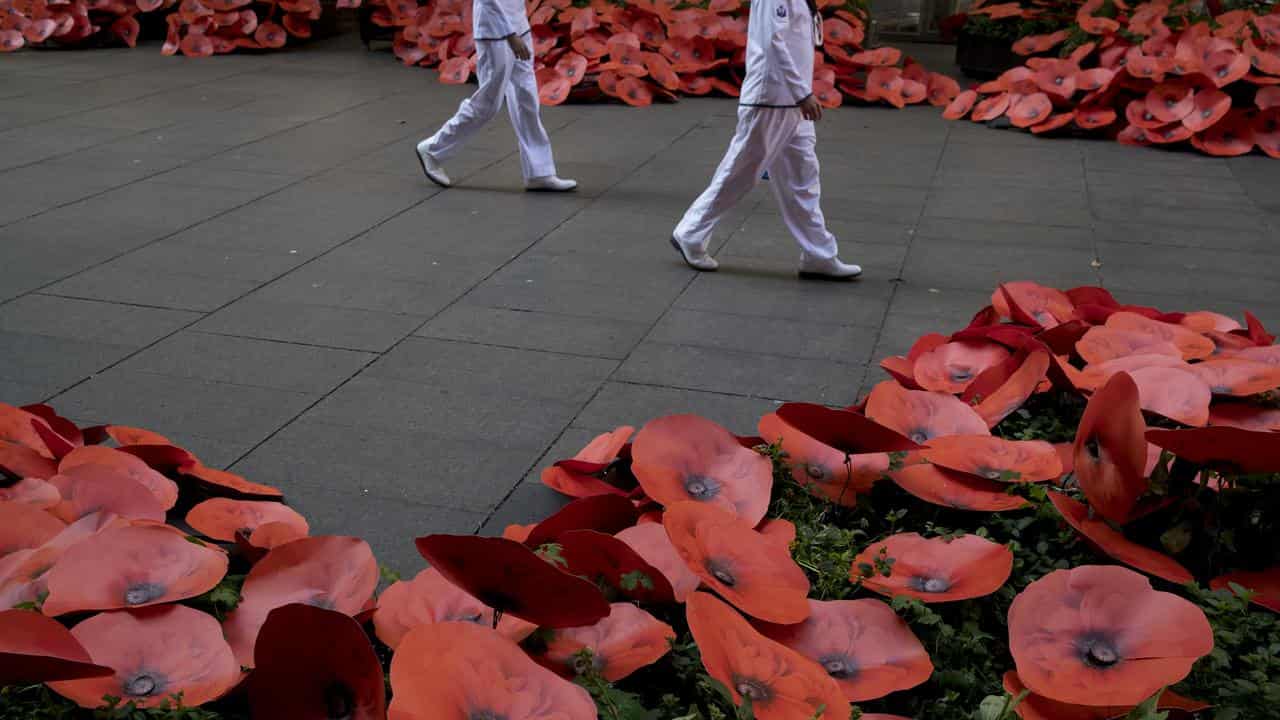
1209, 402, 1280, 432
1008, 565, 1213, 706
615, 522, 701, 602
48, 464, 166, 524
1128, 366, 1212, 427
59, 446, 178, 510
1047, 492, 1193, 585
663, 501, 810, 623
0, 477, 59, 509
912, 340, 1011, 394
389, 620, 596, 720
0, 440, 57, 479
632, 414, 773, 525
557, 529, 676, 604
889, 464, 1030, 512
754, 598, 932, 702
250, 603, 386, 720
1106, 312, 1215, 361
1002, 671, 1210, 720
0, 513, 130, 610
48, 605, 240, 709
922, 435, 1062, 483
1211, 566, 1279, 613
1074, 372, 1149, 524
0, 403, 54, 458
1076, 327, 1182, 365
1074, 354, 1189, 392
967, 348, 1051, 428
43, 523, 229, 616
994, 282, 1076, 328
373, 566, 536, 650
224, 535, 379, 666
686, 591, 850, 720
865, 381, 989, 444
1189, 357, 1280, 395
414, 534, 610, 629
540, 426, 634, 498
539, 602, 675, 681
1145, 426, 1280, 475
0, 609, 113, 685
851, 532, 1013, 603
0, 502, 65, 557
182, 462, 283, 499
524, 493, 640, 547
185, 498, 309, 543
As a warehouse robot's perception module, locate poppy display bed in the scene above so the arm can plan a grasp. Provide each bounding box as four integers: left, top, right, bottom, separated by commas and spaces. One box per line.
2, 280, 1280, 720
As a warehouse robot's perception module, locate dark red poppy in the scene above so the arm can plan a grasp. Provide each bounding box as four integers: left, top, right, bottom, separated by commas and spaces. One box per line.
1074, 372, 1148, 524
865, 381, 989, 444
632, 414, 773, 526
1008, 565, 1213, 706
890, 464, 1029, 512
0, 609, 113, 685
1208, 403, 1280, 432
664, 501, 810, 623
1129, 366, 1212, 427
539, 602, 675, 681
1211, 566, 1279, 613
686, 591, 849, 720
525, 493, 640, 547
186, 498, 309, 543
923, 435, 1062, 483
373, 567, 533, 650
1048, 491, 1192, 585
1146, 426, 1280, 475
1002, 670, 1210, 720
1254, 108, 1280, 158
224, 536, 379, 667
557, 529, 676, 603
754, 598, 931, 702
390, 620, 596, 720
49, 606, 240, 709
615, 522, 701, 602
414, 534, 609, 629
852, 532, 1012, 602
250, 603, 385, 720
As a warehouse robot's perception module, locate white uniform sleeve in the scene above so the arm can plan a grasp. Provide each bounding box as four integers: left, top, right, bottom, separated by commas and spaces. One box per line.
769, 0, 811, 103
474, 0, 516, 39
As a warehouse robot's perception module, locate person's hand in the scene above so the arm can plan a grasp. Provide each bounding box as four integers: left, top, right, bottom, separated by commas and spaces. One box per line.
507, 34, 532, 60
798, 94, 823, 121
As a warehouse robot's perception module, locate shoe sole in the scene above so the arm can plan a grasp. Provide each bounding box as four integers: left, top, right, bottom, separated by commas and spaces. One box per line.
415, 150, 450, 189
670, 235, 716, 272
798, 270, 862, 281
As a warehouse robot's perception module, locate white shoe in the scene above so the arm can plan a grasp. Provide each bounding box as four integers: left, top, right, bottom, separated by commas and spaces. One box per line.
670, 235, 719, 271
798, 254, 862, 280
525, 175, 578, 192
415, 141, 450, 188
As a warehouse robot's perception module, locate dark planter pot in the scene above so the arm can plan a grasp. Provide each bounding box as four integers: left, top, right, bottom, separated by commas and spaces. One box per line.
359, 4, 396, 48
955, 30, 1022, 79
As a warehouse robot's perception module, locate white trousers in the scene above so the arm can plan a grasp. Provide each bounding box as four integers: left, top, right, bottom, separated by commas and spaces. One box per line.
423, 35, 556, 181
674, 107, 838, 260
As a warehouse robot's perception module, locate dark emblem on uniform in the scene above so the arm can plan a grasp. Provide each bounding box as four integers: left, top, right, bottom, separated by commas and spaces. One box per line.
775, 3, 786, 17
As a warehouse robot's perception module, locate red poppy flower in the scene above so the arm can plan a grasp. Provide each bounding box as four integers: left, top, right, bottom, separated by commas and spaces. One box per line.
49, 465, 166, 524
972, 92, 1012, 121
525, 493, 641, 547
927, 73, 961, 106
1128, 366, 1212, 427
757, 517, 796, 548
373, 567, 535, 650
1, 608, 114, 686
615, 522, 701, 602
1015, 30, 1070, 56
224, 536, 379, 667
1258, 86, 1280, 111
686, 592, 849, 720
0, 502, 65, 558
391, 620, 595, 719
0, 513, 131, 609
1182, 88, 1232, 132
1073, 371, 1148, 524
632, 415, 772, 525
539, 602, 674, 681
1146, 426, 1280, 475
754, 598, 932, 702
0, 478, 59, 510
1077, 327, 1182, 365
1106, 312, 1215, 361
912, 340, 1011, 394
1008, 565, 1213, 706
1211, 567, 1279, 612
1075, 354, 1189, 392
49, 606, 239, 709
994, 282, 1076, 328
1209, 403, 1280, 431
1, 403, 56, 458
1076, 103, 1118, 129
944, 89, 979, 119
185, 498, 309, 543
43, 523, 228, 616
966, 348, 1052, 428
1193, 108, 1255, 156
1189, 357, 1280, 396
1031, 112, 1075, 135
852, 532, 1012, 602
923, 435, 1062, 483
890, 464, 1029, 511
865, 381, 989, 444
1048, 491, 1192, 584
182, 463, 282, 498
1076, 68, 1117, 93
250, 603, 385, 720
1008, 92, 1053, 128
539, 73, 572, 105
664, 502, 809, 623
414, 534, 609, 629
1002, 671, 1210, 720
557, 529, 676, 603
58, 446, 178, 510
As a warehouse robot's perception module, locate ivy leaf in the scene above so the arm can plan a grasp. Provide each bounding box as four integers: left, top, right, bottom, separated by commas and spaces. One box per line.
619, 570, 654, 591
1122, 691, 1169, 720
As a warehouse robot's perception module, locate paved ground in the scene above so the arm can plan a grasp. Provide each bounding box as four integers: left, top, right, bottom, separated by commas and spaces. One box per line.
2, 36, 1279, 572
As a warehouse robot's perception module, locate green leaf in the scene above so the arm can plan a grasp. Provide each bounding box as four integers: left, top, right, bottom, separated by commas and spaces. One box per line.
619, 570, 655, 591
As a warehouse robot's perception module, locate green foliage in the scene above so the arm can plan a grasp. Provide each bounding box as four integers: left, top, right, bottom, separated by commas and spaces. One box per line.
1179, 584, 1280, 720
184, 573, 244, 621
0, 687, 237, 720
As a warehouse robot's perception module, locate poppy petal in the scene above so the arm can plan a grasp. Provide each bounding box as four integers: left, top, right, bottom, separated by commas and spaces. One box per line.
615, 522, 701, 602
372, 567, 535, 650
889, 464, 1029, 511
0, 609, 113, 685
186, 498, 309, 543
922, 435, 1062, 483
1048, 491, 1193, 585
49, 465, 167, 524
525, 494, 640, 546
557, 529, 676, 604
852, 532, 1012, 602
865, 381, 990, 444
1211, 567, 1280, 613
538, 602, 675, 681
1145, 426, 1280, 475
1074, 372, 1149, 524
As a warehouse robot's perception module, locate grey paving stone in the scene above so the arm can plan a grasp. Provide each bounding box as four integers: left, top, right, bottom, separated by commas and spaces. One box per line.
0, 379, 53, 406
461, 278, 679, 325
0, 331, 134, 394
195, 297, 425, 352
518, 426, 613, 485
479, 482, 571, 537
0, 294, 200, 346
647, 308, 878, 365
885, 284, 994, 326
913, 216, 1094, 249
720, 223, 912, 271
925, 184, 1091, 227
46, 265, 261, 312
902, 237, 1101, 291
1098, 243, 1280, 306
675, 272, 893, 326
417, 305, 649, 360
575, 381, 782, 436
1092, 220, 1278, 253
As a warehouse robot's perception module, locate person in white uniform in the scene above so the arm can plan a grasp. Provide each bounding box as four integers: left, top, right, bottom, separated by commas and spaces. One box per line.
414, 0, 576, 192
669, 0, 861, 279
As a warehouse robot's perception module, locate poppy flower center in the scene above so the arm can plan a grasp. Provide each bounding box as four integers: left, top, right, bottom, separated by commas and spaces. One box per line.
908, 429, 931, 444
976, 466, 1004, 481
1078, 635, 1122, 668
732, 676, 772, 702
324, 681, 355, 720
470, 711, 506, 720
818, 654, 858, 679
306, 595, 336, 610
949, 368, 974, 382
804, 464, 827, 481
908, 575, 951, 593
683, 474, 720, 500
124, 582, 166, 606
123, 672, 163, 698
705, 559, 737, 587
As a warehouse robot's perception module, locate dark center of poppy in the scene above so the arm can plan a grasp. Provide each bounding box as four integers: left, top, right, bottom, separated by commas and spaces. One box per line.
908, 575, 951, 593
470, 711, 506, 720
452, 612, 485, 624
908, 429, 930, 444
976, 466, 1003, 481
732, 676, 772, 702
1054, 75, 1064, 85
705, 558, 736, 587
1218, 67, 1228, 77
123, 672, 163, 698
124, 583, 166, 606
571, 652, 604, 676
818, 654, 858, 679
1084, 436, 1101, 462
1077, 634, 1122, 668
683, 474, 720, 500
323, 681, 355, 720
307, 595, 336, 610
949, 368, 974, 382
